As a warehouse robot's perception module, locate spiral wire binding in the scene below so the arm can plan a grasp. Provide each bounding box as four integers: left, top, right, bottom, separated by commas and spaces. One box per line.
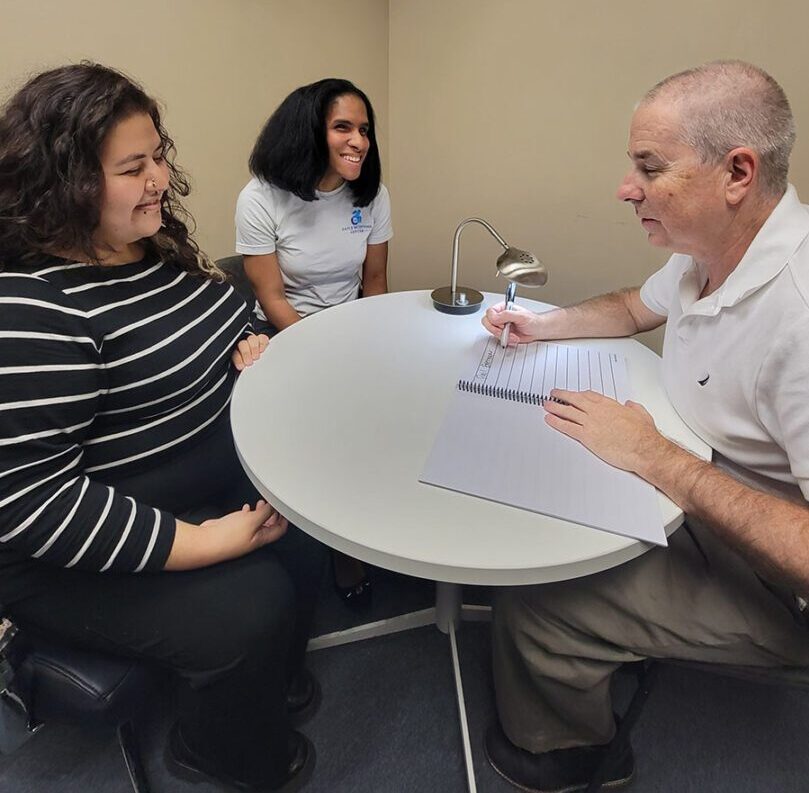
457, 380, 564, 405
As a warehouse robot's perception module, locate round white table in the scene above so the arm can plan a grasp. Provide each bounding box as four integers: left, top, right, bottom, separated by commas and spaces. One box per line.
231, 290, 710, 791
232, 290, 708, 584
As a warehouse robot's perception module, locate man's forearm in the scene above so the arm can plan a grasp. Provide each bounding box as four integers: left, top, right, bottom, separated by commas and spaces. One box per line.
537, 288, 653, 340
639, 438, 809, 594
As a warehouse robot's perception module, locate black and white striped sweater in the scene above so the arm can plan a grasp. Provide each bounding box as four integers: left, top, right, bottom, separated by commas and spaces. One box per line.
0, 255, 249, 577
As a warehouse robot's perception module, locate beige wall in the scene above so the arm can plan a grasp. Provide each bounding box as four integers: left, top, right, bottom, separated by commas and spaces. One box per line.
388, 0, 809, 350
0, 0, 389, 260
3, 1, 808, 354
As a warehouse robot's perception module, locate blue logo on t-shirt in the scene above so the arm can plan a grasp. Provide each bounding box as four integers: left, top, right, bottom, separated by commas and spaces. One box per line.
351, 208, 362, 226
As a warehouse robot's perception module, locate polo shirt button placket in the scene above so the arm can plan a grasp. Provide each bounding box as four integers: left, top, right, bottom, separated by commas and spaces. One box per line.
676, 316, 691, 345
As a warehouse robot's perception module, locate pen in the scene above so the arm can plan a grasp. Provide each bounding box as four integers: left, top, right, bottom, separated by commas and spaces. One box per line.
499, 282, 517, 348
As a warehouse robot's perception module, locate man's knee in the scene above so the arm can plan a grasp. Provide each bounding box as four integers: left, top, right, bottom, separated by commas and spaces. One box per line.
493, 585, 558, 670
494, 582, 571, 634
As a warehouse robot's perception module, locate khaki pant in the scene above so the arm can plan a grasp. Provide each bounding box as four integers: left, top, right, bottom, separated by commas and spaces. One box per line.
492, 520, 809, 753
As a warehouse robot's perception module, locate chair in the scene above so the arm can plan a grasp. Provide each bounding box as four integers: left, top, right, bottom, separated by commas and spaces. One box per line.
216, 254, 256, 307
3, 615, 161, 793
586, 658, 809, 792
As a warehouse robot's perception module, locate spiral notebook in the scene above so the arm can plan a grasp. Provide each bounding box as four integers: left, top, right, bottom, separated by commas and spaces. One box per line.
420, 336, 665, 545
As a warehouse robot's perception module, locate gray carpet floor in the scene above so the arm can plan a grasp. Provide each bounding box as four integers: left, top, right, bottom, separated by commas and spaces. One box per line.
2, 567, 809, 792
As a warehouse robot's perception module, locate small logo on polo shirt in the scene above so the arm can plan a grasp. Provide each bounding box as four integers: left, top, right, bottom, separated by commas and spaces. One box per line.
342, 207, 372, 234
697, 373, 710, 386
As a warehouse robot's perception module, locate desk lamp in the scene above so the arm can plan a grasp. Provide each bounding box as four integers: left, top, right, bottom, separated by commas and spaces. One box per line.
431, 217, 547, 315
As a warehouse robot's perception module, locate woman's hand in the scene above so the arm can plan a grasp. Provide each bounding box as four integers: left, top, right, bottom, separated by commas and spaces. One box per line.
232, 333, 269, 371
481, 302, 543, 345
165, 501, 288, 570
200, 500, 288, 555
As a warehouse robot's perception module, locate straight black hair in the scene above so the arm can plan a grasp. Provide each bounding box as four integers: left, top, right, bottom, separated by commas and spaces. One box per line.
249, 78, 382, 207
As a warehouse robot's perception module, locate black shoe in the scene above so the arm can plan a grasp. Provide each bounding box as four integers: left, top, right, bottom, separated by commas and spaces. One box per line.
165, 723, 315, 792
484, 721, 634, 793
334, 575, 372, 610
287, 669, 322, 726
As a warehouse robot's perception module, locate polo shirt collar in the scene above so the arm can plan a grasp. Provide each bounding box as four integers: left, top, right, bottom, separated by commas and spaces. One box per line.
713, 184, 809, 309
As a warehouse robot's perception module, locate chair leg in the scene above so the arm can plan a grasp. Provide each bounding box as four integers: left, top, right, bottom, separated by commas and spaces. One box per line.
585, 660, 660, 793
117, 720, 151, 793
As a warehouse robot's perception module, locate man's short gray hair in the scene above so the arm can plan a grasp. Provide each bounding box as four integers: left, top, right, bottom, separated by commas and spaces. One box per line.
642, 60, 795, 196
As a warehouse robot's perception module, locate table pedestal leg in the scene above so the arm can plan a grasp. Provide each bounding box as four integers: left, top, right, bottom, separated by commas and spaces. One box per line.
446, 613, 477, 793
307, 608, 437, 651
308, 582, 492, 793
436, 581, 462, 634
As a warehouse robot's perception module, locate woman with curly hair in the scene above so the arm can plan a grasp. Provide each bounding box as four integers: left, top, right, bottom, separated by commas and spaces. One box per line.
236, 78, 393, 608
0, 63, 323, 791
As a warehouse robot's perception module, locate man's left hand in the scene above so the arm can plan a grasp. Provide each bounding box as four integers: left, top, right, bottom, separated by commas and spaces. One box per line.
543, 389, 668, 474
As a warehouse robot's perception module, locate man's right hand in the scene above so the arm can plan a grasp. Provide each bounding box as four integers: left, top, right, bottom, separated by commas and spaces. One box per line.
482, 302, 542, 345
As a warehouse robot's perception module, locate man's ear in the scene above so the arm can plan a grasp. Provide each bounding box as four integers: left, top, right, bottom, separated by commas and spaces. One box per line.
724, 147, 757, 205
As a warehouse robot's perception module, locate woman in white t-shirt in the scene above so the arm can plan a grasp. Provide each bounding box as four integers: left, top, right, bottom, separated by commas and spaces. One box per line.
235, 78, 393, 607
236, 78, 392, 333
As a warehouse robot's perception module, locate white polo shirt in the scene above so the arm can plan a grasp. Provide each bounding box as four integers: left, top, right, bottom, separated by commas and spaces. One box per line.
235, 178, 393, 319
640, 185, 809, 500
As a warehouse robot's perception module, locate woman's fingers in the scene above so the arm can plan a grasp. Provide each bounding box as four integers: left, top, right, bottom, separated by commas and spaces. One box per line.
232, 334, 269, 371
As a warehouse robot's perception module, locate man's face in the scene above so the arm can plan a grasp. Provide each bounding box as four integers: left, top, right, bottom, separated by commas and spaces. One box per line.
616, 100, 727, 259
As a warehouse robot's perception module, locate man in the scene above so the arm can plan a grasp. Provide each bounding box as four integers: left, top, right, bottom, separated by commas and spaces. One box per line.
482, 60, 809, 792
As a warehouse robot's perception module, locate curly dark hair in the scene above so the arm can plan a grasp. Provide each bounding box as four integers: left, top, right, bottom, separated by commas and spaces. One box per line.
0, 62, 222, 278
249, 78, 382, 207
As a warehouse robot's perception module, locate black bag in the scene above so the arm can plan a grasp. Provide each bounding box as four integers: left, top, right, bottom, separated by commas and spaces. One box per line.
0, 618, 41, 754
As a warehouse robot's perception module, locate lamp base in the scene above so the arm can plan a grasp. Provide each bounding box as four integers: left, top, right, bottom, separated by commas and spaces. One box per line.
431, 286, 484, 315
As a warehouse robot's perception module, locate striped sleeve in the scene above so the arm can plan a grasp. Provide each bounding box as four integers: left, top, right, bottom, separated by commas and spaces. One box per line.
0, 274, 175, 572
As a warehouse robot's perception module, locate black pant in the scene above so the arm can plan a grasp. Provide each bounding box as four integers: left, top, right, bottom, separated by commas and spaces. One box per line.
6, 416, 327, 787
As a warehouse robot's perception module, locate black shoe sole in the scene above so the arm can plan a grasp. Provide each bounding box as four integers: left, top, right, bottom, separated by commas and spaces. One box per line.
165, 725, 316, 792
483, 735, 634, 793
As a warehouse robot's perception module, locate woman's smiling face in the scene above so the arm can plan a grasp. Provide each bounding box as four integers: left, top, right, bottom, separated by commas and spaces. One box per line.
94, 112, 169, 260
318, 93, 371, 192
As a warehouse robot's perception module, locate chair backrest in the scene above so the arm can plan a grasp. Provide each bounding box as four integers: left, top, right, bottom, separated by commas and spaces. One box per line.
216, 255, 256, 307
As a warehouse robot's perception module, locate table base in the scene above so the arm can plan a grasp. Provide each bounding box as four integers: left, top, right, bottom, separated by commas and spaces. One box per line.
308, 582, 492, 793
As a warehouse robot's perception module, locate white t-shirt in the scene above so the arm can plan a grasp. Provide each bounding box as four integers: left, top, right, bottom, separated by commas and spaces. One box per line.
640, 184, 809, 500
235, 178, 393, 319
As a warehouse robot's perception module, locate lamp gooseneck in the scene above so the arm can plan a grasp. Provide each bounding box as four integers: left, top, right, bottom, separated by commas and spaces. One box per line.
431, 216, 546, 315
450, 218, 509, 299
